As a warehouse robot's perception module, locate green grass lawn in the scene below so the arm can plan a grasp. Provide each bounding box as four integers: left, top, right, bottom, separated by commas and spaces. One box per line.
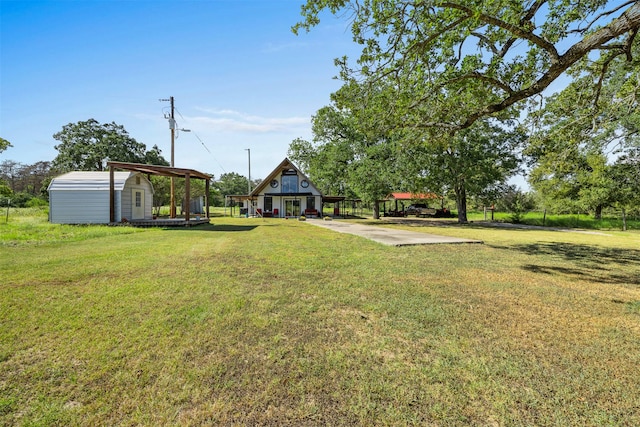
464, 210, 640, 230
2, 209, 640, 425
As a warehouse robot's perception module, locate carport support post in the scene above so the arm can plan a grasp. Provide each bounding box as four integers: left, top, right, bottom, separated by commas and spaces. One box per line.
205, 178, 210, 218
109, 166, 115, 223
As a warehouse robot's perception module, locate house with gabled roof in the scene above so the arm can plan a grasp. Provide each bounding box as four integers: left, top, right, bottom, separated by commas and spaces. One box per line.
249, 158, 323, 218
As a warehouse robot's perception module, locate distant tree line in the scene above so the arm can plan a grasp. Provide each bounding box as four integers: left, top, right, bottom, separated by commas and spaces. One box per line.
1, 119, 260, 209
0, 160, 52, 207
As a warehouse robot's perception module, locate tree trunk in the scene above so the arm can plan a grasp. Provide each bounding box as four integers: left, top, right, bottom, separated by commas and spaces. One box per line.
455, 182, 468, 223
622, 208, 627, 231
373, 201, 380, 219
594, 204, 602, 220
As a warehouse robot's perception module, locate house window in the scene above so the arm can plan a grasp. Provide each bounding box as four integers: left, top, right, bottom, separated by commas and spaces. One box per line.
281, 174, 298, 193
264, 197, 273, 211
135, 191, 142, 207
136, 176, 141, 185
306, 196, 315, 210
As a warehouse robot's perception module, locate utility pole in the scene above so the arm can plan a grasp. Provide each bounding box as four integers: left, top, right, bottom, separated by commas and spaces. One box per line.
169, 96, 176, 218
160, 96, 177, 218
245, 148, 252, 216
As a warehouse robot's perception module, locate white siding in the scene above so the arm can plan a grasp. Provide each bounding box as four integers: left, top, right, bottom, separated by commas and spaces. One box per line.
121, 185, 132, 221
122, 175, 153, 220
48, 171, 154, 224
256, 189, 322, 216
49, 190, 118, 224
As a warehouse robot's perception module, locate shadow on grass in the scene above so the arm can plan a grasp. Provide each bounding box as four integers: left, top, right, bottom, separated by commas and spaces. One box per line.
164, 224, 261, 232
384, 217, 625, 233
382, 218, 559, 231
497, 242, 640, 286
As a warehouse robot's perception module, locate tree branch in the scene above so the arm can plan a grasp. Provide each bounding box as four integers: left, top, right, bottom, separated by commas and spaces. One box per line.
440, 1, 560, 63
448, 72, 515, 94
499, 0, 547, 57
569, 0, 636, 34
408, 15, 469, 55
457, 2, 640, 130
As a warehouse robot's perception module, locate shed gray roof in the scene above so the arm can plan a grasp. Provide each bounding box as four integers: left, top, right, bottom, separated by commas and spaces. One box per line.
48, 171, 137, 191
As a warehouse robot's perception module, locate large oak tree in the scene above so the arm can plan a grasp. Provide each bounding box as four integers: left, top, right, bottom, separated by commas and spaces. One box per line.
526, 28, 639, 217
405, 121, 524, 222
290, 103, 522, 221
289, 105, 403, 219
294, 1, 639, 221
608, 149, 640, 229
52, 119, 168, 172
295, 1, 640, 134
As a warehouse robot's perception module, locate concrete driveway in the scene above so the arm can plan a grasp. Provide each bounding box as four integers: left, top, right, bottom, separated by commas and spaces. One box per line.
307, 219, 483, 246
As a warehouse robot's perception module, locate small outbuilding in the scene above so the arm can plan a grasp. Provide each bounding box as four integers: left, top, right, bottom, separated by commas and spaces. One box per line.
48, 171, 154, 224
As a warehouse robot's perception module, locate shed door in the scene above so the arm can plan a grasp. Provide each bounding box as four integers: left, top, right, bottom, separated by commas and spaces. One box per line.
132, 189, 145, 219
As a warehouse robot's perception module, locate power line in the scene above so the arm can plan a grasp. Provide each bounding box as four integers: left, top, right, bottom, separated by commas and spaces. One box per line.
194, 131, 227, 174
173, 106, 227, 175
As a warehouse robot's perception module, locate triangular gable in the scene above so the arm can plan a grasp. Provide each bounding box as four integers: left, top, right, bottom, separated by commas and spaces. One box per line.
250, 158, 323, 197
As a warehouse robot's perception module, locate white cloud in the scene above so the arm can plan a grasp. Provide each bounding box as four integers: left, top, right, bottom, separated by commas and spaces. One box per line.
261, 41, 310, 53
186, 108, 310, 133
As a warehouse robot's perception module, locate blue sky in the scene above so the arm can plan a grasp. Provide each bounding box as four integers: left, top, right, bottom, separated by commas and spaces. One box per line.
3, 1, 627, 189
1, 0, 356, 179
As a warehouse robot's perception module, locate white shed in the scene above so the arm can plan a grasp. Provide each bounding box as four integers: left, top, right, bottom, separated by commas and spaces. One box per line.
48, 171, 154, 224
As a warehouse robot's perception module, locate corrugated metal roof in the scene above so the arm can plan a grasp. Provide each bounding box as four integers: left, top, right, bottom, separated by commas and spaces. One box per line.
388, 192, 440, 200
48, 171, 135, 191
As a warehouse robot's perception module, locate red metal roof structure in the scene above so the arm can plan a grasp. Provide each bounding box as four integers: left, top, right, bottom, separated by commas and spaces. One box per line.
387, 192, 440, 200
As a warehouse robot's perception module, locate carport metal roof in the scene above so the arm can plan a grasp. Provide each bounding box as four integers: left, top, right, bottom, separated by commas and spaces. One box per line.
107, 161, 211, 180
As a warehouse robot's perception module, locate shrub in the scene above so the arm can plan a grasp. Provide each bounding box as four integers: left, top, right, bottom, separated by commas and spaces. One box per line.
501, 189, 536, 223
0, 192, 40, 208
25, 197, 48, 208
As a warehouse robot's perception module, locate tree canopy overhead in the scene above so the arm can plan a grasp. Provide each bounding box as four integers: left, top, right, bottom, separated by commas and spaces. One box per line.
289, 102, 523, 221
52, 119, 168, 172
523, 18, 640, 217
290, 103, 407, 219
294, 0, 640, 133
